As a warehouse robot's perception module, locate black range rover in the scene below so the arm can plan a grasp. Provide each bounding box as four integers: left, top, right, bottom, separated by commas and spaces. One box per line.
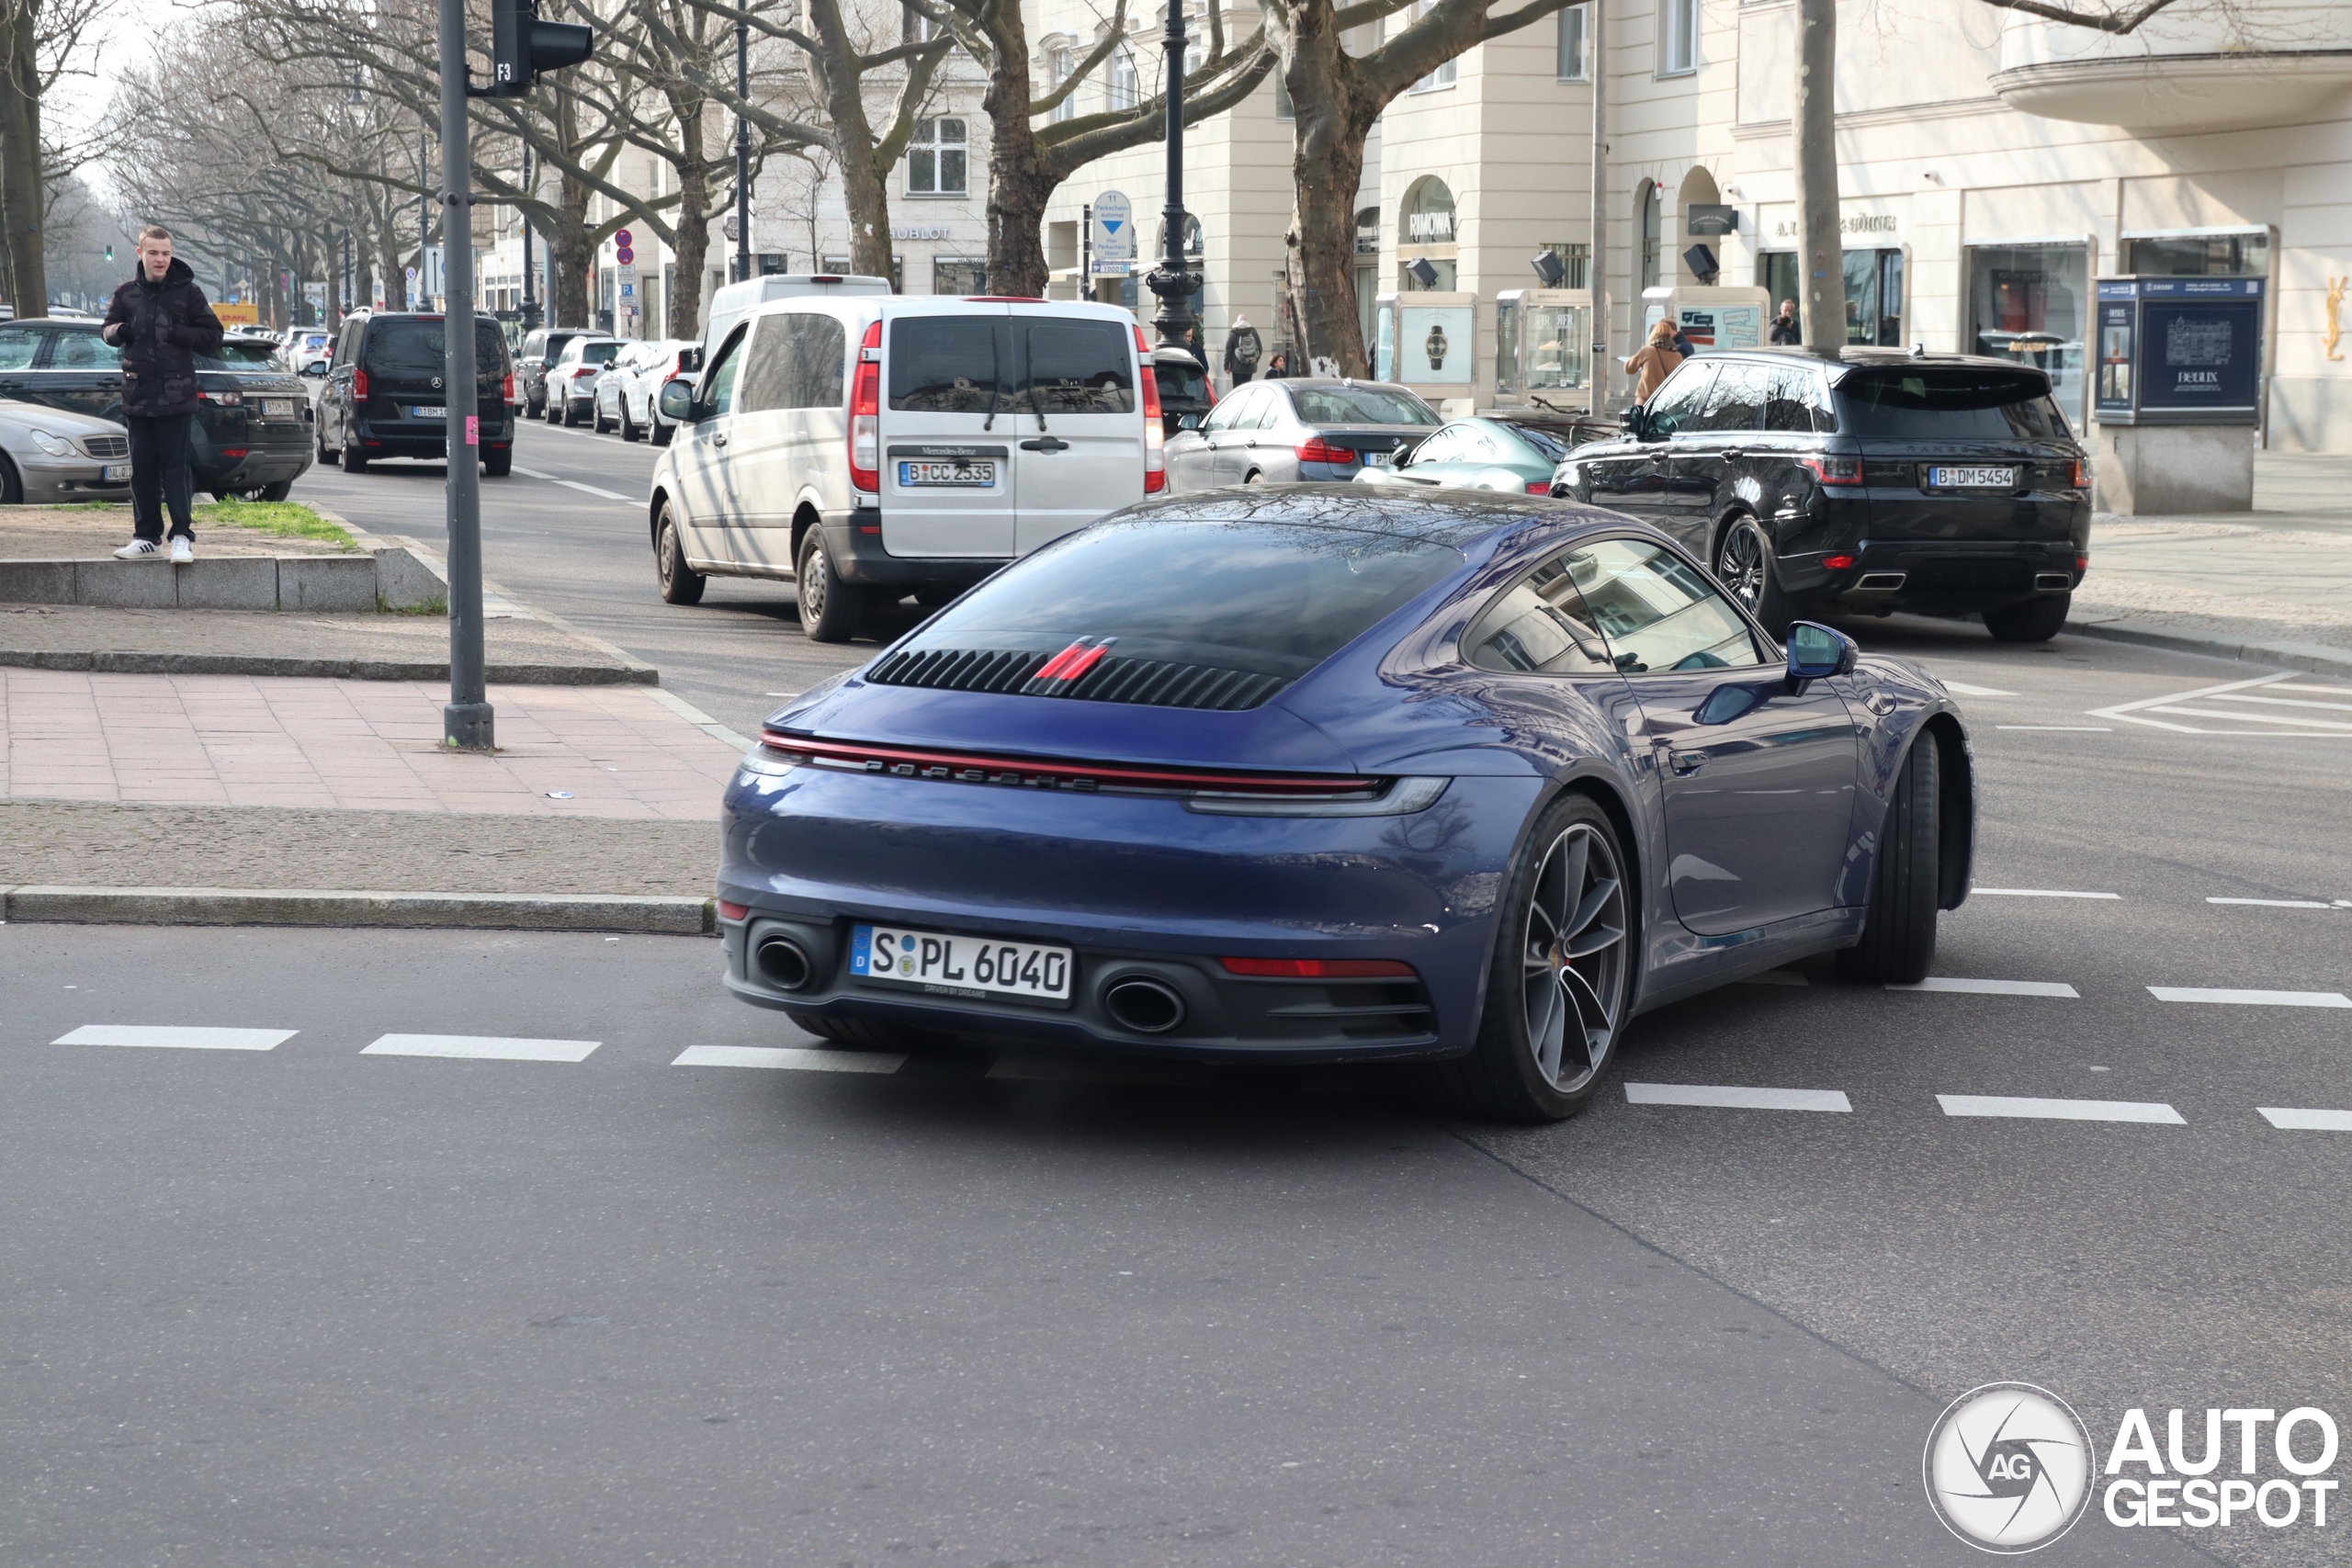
1554, 347, 2090, 642
0, 317, 315, 501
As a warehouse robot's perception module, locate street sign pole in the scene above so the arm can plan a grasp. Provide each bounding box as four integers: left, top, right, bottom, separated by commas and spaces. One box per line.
439, 0, 492, 750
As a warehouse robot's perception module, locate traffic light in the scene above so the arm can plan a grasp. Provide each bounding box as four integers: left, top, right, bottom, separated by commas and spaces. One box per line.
491, 0, 593, 96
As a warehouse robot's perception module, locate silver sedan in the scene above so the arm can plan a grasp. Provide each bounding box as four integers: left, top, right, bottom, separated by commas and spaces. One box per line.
0, 400, 132, 504
1161, 378, 1443, 492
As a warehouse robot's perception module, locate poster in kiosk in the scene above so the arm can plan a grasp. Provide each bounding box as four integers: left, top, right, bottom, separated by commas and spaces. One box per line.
2093, 276, 2264, 425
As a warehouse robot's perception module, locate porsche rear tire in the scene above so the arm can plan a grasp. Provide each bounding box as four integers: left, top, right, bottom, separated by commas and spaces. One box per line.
1430, 792, 1634, 1122
1837, 728, 1940, 985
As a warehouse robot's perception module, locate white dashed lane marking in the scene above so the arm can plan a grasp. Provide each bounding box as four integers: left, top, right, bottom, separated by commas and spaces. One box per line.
52, 1025, 295, 1051
361, 1033, 602, 1063
1973, 888, 2122, 900
672, 1044, 905, 1074
2147, 988, 2352, 1010
1939, 681, 2018, 697
1890, 977, 2080, 998
1624, 1083, 1851, 1113
1996, 726, 2113, 732
2208, 897, 2339, 909
511, 465, 638, 503
2259, 1108, 2352, 1132
1939, 1095, 2186, 1125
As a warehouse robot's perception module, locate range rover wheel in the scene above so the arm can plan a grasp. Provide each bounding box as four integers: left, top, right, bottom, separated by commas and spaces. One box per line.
1983, 592, 2070, 644
1837, 728, 1940, 984
655, 507, 706, 606
795, 525, 861, 643
1714, 516, 1798, 638
1429, 792, 1633, 1122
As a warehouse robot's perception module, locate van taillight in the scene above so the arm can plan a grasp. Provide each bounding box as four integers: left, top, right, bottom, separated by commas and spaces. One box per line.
850, 319, 882, 491
1134, 325, 1165, 493
353, 368, 368, 400
502, 372, 514, 400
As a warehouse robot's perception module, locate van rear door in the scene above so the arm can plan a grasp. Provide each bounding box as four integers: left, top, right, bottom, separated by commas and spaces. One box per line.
1012, 312, 1145, 554
877, 305, 1017, 558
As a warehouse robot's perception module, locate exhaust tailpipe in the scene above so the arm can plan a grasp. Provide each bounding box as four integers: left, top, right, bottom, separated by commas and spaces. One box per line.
1102, 976, 1186, 1035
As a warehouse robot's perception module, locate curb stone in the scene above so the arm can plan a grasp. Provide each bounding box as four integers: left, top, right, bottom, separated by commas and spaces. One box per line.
2064, 615, 2352, 680
0, 649, 658, 683
0, 886, 715, 936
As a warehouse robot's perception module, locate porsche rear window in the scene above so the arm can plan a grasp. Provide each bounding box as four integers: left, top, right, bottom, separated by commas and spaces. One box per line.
895, 519, 1463, 683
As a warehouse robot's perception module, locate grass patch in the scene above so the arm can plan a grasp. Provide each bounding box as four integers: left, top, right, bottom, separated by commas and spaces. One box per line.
381, 595, 448, 616
189, 499, 359, 552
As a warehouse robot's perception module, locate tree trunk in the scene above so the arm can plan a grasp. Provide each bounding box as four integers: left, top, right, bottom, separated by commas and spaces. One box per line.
806, 0, 896, 282
1283, 22, 1376, 378
0, 0, 47, 319
672, 156, 709, 339
1792, 0, 1845, 355
978, 3, 1051, 297
548, 169, 592, 328
377, 222, 407, 310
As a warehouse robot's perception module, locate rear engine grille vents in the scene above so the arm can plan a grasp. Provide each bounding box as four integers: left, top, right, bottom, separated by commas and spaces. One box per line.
867, 647, 1286, 712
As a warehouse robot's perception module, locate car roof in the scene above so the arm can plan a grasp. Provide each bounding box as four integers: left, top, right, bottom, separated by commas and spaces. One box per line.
1693, 344, 2054, 383
1110, 482, 1583, 548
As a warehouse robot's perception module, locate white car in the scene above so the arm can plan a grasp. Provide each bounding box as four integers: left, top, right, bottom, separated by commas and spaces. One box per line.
0, 400, 133, 503
592, 338, 700, 445
647, 289, 1161, 642
544, 335, 623, 426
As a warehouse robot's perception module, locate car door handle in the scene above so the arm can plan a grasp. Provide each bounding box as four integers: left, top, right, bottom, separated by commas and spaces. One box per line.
1668, 750, 1707, 775
710, 434, 728, 447
1021, 436, 1069, 453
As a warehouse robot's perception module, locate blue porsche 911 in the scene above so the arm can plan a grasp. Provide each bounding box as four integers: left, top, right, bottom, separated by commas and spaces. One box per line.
717, 488, 1974, 1122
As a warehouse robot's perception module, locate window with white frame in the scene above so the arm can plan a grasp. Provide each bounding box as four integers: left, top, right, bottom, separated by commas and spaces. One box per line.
1407, 0, 1457, 92
1108, 48, 1137, 110
1046, 45, 1075, 122
1556, 2, 1589, 82
1658, 0, 1696, 76
906, 118, 967, 196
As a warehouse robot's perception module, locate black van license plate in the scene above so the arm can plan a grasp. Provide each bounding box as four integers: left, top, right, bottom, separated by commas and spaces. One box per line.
1928, 465, 2015, 489
899, 459, 995, 487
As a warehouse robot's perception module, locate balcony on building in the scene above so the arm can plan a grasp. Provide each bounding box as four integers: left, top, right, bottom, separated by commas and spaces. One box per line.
1989, 3, 2352, 131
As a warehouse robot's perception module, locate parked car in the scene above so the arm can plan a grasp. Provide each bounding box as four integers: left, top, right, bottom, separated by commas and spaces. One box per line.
280, 328, 333, 373
1162, 378, 1441, 492
649, 291, 1161, 642
1150, 344, 1215, 437
1554, 347, 2090, 642
0, 317, 315, 501
719, 486, 1973, 1122
592, 338, 700, 443
314, 310, 514, 478
543, 334, 622, 426
0, 400, 133, 503
1354, 416, 1605, 496
514, 326, 591, 419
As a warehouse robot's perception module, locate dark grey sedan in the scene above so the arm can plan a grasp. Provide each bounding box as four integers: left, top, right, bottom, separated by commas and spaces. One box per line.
1162, 378, 1441, 492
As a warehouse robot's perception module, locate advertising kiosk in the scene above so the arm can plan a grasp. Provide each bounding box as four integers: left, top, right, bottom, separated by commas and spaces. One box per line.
1493, 288, 1595, 412
2090, 276, 2264, 513
1374, 291, 1477, 412
1639, 286, 1771, 353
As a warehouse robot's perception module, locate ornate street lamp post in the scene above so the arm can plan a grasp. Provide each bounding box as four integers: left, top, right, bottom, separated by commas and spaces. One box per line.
1143, 0, 1197, 353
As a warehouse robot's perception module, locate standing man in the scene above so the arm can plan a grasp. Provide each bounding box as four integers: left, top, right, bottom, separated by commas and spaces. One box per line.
101, 226, 222, 562
1222, 313, 1261, 390
1770, 299, 1802, 344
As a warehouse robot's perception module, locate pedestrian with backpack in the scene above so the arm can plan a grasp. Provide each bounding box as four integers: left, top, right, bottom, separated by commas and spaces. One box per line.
1222, 314, 1262, 389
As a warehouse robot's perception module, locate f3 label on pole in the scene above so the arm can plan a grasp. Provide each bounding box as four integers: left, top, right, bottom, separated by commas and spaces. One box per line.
491, 0, 594, 96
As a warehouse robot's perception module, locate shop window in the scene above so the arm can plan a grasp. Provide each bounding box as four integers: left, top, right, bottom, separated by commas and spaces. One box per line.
1970, 243, 2089, 429
1842, 249, 1904, 346
2124, 232, 2268, 277
933, 257, 987, 296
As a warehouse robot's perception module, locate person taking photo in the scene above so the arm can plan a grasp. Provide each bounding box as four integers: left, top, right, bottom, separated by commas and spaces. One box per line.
101, 226, 223, 562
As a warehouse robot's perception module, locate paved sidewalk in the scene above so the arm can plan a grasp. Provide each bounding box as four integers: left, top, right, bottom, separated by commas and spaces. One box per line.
0, 670, 741, 818
2077, 451, 2352, 659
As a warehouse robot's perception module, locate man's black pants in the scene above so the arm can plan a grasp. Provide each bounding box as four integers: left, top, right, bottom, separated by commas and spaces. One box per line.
127, 412, 197, 543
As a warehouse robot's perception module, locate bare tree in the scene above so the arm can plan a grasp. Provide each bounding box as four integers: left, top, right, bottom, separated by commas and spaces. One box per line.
1261, 0, 1576, 378
1792, 0, 1843, 354
1973, 0, 2187, 30
0, 0, 114, 313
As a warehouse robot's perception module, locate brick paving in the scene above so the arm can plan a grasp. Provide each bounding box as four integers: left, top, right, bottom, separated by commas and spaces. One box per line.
0, 671, 741, 819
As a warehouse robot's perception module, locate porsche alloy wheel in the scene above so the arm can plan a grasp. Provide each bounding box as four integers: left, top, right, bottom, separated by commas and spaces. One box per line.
1433, 794, 1634, 1122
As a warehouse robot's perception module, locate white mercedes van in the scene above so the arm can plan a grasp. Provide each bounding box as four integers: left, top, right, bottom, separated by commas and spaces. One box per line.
648, 288, 1165, 642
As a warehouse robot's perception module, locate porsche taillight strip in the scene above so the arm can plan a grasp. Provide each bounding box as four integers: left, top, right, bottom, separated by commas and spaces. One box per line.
760, 731, 1381, 797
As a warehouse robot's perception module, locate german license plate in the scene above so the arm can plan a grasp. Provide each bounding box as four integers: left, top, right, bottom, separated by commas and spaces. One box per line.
851, 923, 1072, 1005
410, 405, 445, 420
1361, 448, 1394, 468
261, 399, 294, 420
1928, 465, 2015, 489
101, 463, 129, 482
899, 459, 995, 488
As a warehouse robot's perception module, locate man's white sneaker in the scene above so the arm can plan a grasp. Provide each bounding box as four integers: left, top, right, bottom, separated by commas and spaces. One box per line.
169, 536, 194, 563
113, 539, 161, 559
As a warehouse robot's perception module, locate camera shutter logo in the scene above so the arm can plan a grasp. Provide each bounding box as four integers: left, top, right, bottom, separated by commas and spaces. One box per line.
1923, 1382, 2095, 1553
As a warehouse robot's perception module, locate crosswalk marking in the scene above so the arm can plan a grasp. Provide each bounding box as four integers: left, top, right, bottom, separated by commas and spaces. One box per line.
1973, 888, 2122, 899
671, 1044, 905, 1074
361, 1033, 602, 1063
1939, 1095, 2185, 1124
51, 1025, 295, 1051
1890, 977, 2080, 998
2147, 987, 2352, 1009
2258, 1108, 2352, 1132
1625, 1083, 1851, 1112
2091, 673, 2352, 738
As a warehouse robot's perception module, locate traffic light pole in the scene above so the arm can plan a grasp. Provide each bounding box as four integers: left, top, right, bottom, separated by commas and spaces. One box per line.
440, 0, 492, 750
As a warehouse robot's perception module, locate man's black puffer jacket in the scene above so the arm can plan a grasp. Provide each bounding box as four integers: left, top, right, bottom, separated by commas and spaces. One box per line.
101, 257, 226, 417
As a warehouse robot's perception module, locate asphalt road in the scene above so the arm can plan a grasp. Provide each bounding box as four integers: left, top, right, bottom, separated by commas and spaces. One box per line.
86, 421, 2335, 1564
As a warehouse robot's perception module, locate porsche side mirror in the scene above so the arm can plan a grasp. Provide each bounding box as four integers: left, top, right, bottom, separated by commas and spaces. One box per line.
1785, 621, 1860, 682
657, 378, 697, 423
